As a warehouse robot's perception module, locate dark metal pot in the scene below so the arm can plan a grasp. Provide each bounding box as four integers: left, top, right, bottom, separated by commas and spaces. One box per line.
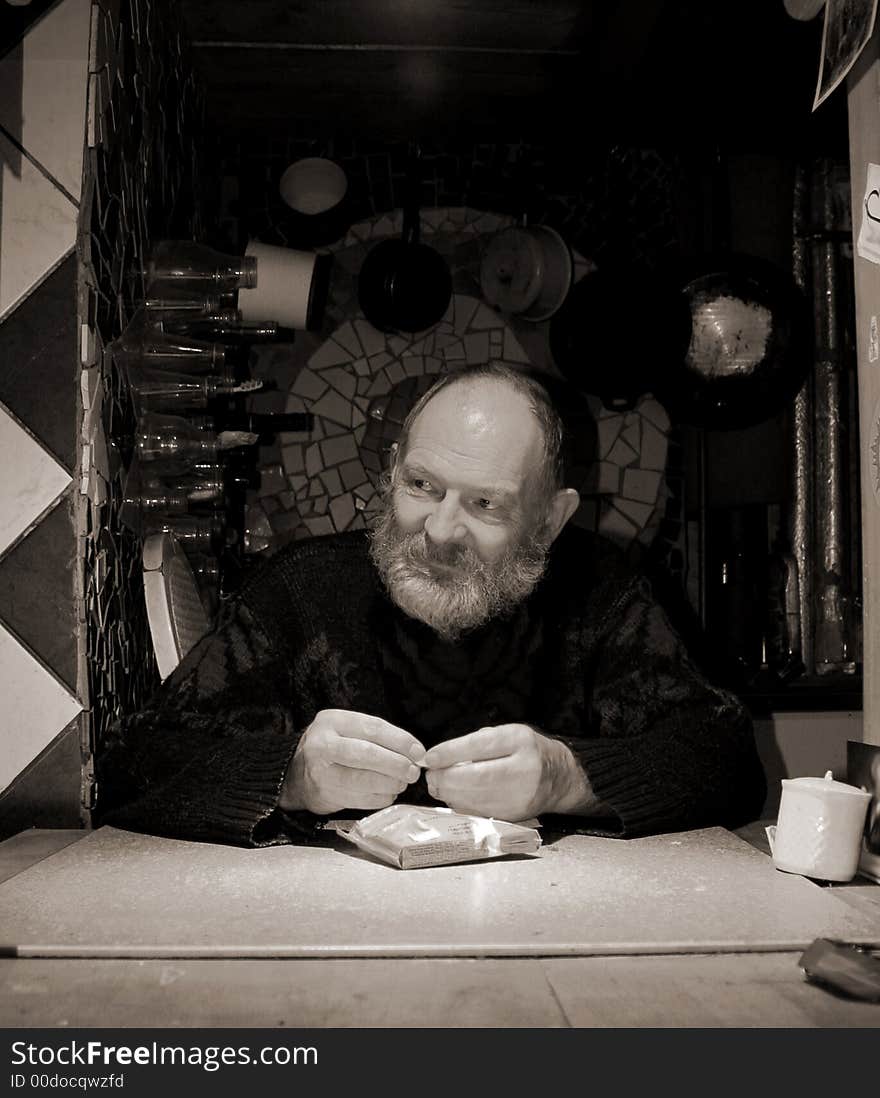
550, 255, 811, 429
357, 152, 452, 334
549, 264, 692, 411
657, 254, 812, 430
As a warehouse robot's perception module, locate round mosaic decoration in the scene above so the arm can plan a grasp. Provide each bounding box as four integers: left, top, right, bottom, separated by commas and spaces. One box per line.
244, 206, 677, 558
280, 293, 532, 538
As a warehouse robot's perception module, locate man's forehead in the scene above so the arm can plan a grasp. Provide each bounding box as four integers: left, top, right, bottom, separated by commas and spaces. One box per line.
418, 377, 529, 415
409, 380, 540, 446
399, 451, 521, 498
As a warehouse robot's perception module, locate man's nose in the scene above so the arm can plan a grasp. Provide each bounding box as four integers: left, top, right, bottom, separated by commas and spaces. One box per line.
424, 496, 467, 544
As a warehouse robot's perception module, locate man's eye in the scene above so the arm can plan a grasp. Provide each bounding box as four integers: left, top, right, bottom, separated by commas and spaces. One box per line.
476, 498, 497, 511
410, 478, 433, 493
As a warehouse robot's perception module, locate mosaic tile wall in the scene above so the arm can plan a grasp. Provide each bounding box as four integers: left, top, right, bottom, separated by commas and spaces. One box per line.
76, 0, 207, 817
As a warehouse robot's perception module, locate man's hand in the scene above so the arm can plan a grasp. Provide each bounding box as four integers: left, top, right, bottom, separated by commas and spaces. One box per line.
280, 709, 426, 816
423, 724, 602, 822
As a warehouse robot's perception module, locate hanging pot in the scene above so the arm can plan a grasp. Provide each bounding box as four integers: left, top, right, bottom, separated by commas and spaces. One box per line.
549, 264, 692, 410
655, 254, 812, 430
479, 224, 573, 322
357, 150, 452, 334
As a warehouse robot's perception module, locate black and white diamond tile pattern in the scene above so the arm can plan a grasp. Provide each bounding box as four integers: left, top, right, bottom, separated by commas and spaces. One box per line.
0, 400, 82, 797
0, 0, 91, 819
2, 0, 207, 827
0, 0, 90, 323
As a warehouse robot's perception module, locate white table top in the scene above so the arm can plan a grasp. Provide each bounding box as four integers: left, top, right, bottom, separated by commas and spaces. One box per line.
0, 824, 877, 959
1, 827, 878, 1028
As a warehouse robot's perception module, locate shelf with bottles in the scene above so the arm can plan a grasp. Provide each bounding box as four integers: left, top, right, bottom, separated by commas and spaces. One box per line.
108, 238, 321, 601
119, 449, 249, 600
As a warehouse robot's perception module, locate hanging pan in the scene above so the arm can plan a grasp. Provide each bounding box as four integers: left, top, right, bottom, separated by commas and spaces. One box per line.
549, 263, 692, 411
654, 253, 812, 431
479, 224, 573, 322
549, 255, 811, 428
357, 146, 452, 334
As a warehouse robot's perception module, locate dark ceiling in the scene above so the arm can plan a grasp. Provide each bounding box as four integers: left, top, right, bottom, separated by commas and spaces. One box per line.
177, 0, 848, 151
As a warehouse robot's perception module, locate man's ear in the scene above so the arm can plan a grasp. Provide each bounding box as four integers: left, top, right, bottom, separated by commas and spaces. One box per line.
542, 488, 580, 544
387, 442, 401, 481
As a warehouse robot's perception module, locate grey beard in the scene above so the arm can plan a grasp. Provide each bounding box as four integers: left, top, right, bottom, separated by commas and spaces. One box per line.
368, 503, 550, 641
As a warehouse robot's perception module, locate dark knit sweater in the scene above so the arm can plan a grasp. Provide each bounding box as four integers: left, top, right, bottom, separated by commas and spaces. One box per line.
98, 526, 767, 846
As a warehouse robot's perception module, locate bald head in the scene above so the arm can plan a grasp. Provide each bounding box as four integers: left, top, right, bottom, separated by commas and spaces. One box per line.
396, 364, 568, 499
385, 366, 579, 563
406, 377, 546, 510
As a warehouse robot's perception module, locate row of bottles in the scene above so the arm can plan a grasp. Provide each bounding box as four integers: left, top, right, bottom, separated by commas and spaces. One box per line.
703, 504, 862, 691
115, 240, 313, 605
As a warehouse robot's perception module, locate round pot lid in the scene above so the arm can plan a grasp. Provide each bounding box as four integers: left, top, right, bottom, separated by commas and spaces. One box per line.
479, 227, 545, 315
518, 225, 573, 322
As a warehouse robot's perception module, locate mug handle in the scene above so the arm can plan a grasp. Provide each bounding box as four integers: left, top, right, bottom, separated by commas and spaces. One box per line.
764, 824, 777, 856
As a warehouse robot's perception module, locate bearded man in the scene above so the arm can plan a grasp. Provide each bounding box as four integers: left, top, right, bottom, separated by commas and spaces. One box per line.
99, 364, 766, 845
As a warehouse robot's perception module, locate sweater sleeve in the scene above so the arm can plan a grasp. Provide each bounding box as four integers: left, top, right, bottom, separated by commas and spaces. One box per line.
96, 597, 303, 847
545, 574, 767, 837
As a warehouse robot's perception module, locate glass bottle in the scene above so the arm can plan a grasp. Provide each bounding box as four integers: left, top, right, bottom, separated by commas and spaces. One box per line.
135, 412, 220, 472
209, 406, 315, 441
134, 412, 267, 473
187, 553, 221, 584
118, 459, 189, 535
187, 553, 222, 615
153, 463, 227, 505
143, 292, 232, 316
126, 364, 263, 415
142, 512, 226, 553
159, 313, 279, 342
147, 306, 243, 332
145, 240, 258, 294
112, 329, 226, 375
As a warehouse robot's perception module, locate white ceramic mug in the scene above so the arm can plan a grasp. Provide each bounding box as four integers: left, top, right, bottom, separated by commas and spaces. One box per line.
238, 241, 318, 330
765, 771, 871, 882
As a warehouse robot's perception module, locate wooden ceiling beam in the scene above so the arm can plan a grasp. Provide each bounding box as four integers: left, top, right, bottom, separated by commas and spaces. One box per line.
180, 0, 589, 51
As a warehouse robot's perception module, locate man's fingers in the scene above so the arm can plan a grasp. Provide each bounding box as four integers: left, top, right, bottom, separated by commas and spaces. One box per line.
326, 764, 407, 797
323, 710, 426, 763
345, 791, 399, 811
329, 736, 420, 783
427, 759, 503, 800
423, 726, 520, 770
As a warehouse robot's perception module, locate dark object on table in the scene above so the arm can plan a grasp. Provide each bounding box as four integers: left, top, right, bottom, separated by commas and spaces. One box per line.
799, 938, 880, 1002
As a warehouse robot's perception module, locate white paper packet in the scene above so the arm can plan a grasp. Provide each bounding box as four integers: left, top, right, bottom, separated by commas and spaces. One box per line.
337, 803, 542, 869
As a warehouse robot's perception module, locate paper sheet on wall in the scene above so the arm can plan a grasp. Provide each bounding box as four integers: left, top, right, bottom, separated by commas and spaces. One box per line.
856, 162, 880, 263
813, 0, 878, 111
